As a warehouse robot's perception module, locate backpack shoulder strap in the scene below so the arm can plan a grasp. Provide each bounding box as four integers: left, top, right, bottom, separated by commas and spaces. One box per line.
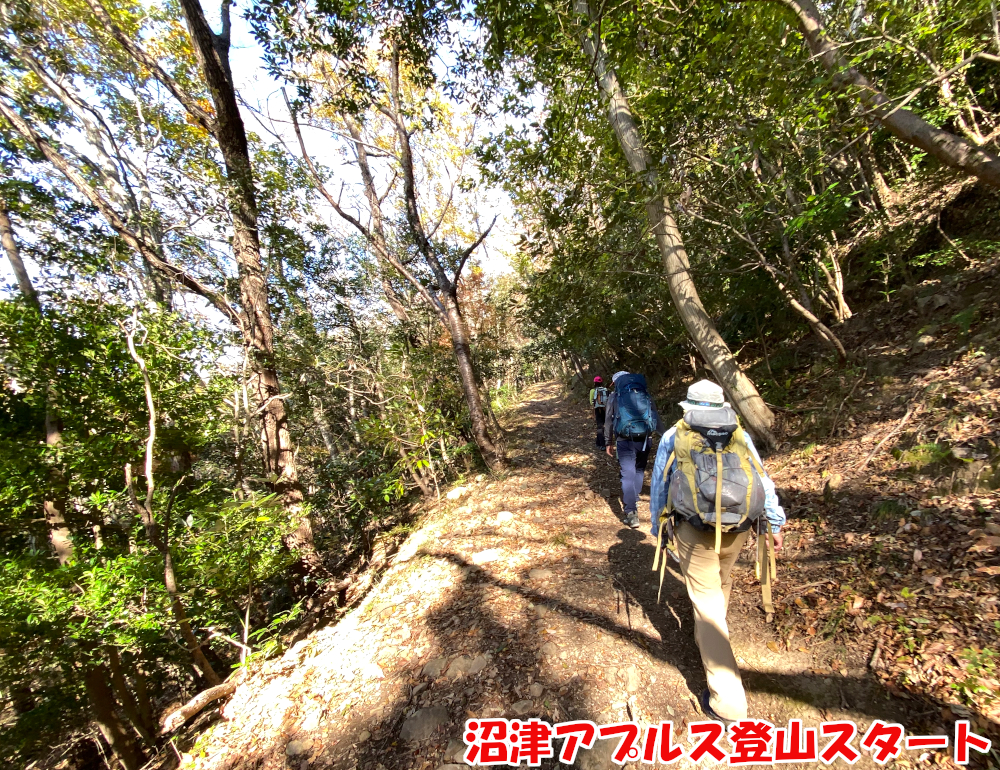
732, 424, 765, 475
672, 421, 702, 511
661, 450, 676, 484
728, 425, 763, 515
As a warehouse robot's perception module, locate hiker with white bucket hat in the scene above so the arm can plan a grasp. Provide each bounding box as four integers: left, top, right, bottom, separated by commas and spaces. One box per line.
649, 379, 786, 725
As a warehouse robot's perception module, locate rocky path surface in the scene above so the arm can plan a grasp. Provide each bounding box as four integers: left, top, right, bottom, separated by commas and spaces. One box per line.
179, 383, 927, 770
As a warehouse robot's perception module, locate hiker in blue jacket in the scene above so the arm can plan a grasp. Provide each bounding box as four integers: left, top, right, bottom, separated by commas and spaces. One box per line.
649, 379, 785, 724
604, 371, 665, 528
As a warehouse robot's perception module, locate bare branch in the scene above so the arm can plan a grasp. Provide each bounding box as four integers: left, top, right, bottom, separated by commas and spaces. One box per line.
160, 680, 237, 734
454, 215, 497, 284
281, 88, 370, 238
384, 44, 448, 290
426, 172, 456, 240
282, 89, 440, 317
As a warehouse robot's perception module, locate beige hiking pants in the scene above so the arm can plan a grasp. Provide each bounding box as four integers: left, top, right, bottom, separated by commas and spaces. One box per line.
675, 520, 751, 722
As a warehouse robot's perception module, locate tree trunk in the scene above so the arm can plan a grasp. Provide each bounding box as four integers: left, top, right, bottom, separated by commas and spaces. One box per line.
817, 245, 853, 322
775, 0, 1000, 188
131, 661, 154, 738
137, 182, 174, 310
0, 200, 74, 563
124, 475, 222, 687
761, 260, 848, 361
307, 49, 505, 470
1, 201, 38, 304
311, 396, 336, 458
83, 665, 145, 770
574, 2, 777, 448
397, 442, 432, 495
389, 52, 504, 467
442, 295, 503, 468
122, 327, 223, 688
175, 0, 327, 576
9, 4, 306, 508
176, 0, 298, 499
777, 234, 848, 360
342, 114, 413, 325
40, 407, 73, 564
107, 647, 155, 745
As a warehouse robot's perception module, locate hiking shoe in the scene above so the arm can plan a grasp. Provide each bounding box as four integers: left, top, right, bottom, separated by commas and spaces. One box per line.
624, 512, 640, 529
699, 689, 735, 727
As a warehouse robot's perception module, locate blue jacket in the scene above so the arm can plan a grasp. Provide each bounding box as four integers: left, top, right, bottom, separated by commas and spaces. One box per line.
650, 423, 785, 536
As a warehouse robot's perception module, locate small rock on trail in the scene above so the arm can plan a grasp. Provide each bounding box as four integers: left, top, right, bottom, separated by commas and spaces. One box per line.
400, 706, 450, 741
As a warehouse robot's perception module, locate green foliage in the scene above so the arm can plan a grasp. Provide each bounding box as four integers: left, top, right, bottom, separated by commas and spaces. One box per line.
0, 293, 299, 763
470, 0, 1000, 385
951, 306, 978, 335
871, 498, 909, 523
896, 442, 950, 469
952, 648, 999, 707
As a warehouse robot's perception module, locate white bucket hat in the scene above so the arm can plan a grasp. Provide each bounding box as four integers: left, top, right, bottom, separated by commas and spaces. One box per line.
611, 371, 629, 383
678, 379, 729, 411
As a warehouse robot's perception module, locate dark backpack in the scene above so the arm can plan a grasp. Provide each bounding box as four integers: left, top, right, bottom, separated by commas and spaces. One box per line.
613, 374, 656, 439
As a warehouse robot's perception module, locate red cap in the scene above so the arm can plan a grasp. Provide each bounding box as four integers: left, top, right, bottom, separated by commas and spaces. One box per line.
594, 376, 602, 383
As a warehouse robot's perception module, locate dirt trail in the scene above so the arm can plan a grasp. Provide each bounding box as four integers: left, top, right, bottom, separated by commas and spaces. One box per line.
179, 383, 928, 770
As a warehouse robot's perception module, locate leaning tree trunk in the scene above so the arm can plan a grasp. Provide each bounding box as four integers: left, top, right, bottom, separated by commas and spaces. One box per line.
442, 295, 504, 469
574, 1, 777, 448
175, 0, 324, 574
774, 0, 1000, 188
0, 200, 74, 563
757, 255, 848, 362
388, 47, 505, 468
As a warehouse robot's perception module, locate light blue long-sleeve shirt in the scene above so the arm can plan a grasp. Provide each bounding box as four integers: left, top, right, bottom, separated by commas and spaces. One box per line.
649, 424, 786, 536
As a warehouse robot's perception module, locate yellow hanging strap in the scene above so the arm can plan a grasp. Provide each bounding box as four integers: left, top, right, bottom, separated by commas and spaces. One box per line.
714, 450, 723, 555
657, 539, 669, 603
656, 500, 671, 604
653, 452, 675, 604
758, 525, 776, 620
744, 446, 777, 619
652, 515, 664, 571
652, 452, 675, 570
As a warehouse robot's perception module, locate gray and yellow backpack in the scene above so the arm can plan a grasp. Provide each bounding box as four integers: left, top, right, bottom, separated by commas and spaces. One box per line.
652, 407, 778, 618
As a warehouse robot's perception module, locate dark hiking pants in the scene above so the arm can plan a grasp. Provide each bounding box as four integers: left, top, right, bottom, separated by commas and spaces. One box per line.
594, 407, 606, 447
616, 437, 649, 515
